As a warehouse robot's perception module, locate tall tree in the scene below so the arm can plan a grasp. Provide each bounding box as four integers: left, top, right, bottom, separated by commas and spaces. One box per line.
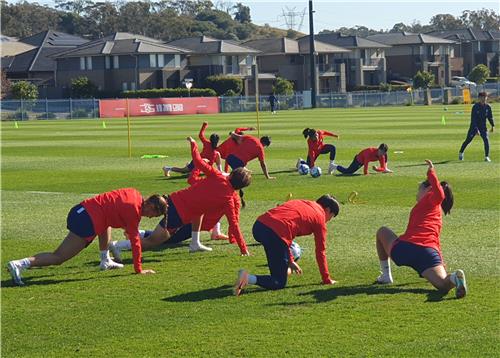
233, 2, 250, 23
429, 14, 463, 31
460, 8, 500, 30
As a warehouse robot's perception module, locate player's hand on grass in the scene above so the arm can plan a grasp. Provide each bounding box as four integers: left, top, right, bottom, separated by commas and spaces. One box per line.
322, 278, 337, 285
267, 176, 276, 180
425, 159, 434, 169
241, 250, 250, 256
139, 269, 156, 274
290, 262, 302, 275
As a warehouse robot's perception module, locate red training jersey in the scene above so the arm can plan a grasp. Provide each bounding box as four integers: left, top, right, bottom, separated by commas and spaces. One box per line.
307, 130, 337, 167
356, 147, 387, 175
81, 188, 144, 273
198, 122, 218, 164
230, 135, 265, 165
257, 200, 332, 283
169, 141, 247, 253
398, 168, 445, 256
217, 127, 254, 159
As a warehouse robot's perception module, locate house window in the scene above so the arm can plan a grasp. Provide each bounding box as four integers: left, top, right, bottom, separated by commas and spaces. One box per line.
245, 55, 253, 65
130, 82, 136, 91
86, 56, 92, 70
122, 82, 128, 91
150, 54, 157, 68
174, 55, 180, 67
105, 56, 111, 69
113, 56, 119, 69
80, 57, 85, 70
158, 54, 164, 67
80, 57, 92, 70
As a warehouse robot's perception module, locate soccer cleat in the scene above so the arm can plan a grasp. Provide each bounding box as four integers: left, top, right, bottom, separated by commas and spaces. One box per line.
100, 259, 124, 271
162, 166, 171, 177
234, 269, 249, 296
296, 158, 304, 169
189, 243, 213, 253
453, 269, 467, 299
7, 261, 25, 286
108, 241, 123, 263
458, 153, 464, 161
328, 163, 337, 175
485, 156, 491, 162
211, 232, 229, 241
375, 272, 393, 284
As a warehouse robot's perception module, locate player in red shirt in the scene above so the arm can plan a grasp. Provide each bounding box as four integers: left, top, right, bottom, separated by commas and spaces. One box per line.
234, 195, 340, 296
163, 122, 222, 177
225, 132, 275, 179
217, 127, 255, 160
298, 128, 339, 174
6, 189, 167, 286
374, 160, 467, 299
333, 143, 393, 175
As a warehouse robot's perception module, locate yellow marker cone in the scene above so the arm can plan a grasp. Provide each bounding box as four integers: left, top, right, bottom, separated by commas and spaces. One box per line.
14, 121, 19, 128
286, 193, 293, 201
102, 121, 107, 129
441, 115, 446, 125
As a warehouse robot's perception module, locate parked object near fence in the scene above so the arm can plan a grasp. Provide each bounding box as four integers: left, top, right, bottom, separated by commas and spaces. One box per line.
99, 97, 220, 118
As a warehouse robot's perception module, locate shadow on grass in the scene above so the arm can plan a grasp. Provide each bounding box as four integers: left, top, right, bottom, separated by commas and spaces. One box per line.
162, 284, 233, 302
396, 160, 453, 168
1, 273, 123, 288
334, 173, 362, 177
156, 174, 189, 181
269, 169, 296, 175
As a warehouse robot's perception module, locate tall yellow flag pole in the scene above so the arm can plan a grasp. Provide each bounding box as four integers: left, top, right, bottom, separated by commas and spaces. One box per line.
126, 98, 132, 158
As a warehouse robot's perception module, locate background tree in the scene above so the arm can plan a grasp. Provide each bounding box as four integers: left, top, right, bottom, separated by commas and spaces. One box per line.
71, 76, 98, 98
1, 70, 12, 99
11, 81, 38, 100
460, 9, 500, 30
468, 64, 490, 85
272, 77, 294, 95
413, 71, 435, 89
429, 14, 463, 31
233, 3, 251, 23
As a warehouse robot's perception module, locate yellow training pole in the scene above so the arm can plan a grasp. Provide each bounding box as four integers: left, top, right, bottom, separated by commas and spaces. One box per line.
126, 98, 132, 158
256, 94, 261, 138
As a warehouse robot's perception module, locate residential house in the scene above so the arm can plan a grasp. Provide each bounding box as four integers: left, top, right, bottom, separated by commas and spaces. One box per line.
244, 37, 350, 94
426, 29, 500, 77
367, 32, 456, 86
167, 36, 260, 94
5, 30, 88, 86
305, 33, 390, 88
1, 36, 36, 71
52, 32, 191, 94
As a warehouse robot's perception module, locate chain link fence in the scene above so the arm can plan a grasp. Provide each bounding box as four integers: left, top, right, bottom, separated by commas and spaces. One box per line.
1, 99, 99, 120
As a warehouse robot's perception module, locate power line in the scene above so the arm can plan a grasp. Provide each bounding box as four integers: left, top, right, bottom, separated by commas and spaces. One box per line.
279, 6, 307, 32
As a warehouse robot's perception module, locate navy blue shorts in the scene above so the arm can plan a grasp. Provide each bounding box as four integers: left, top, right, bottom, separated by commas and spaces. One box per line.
226, 154, 245, 170
158, 197, 184, 230
391, 240, 442, 276
66, 204, 96, 241
187, 160, 195, 171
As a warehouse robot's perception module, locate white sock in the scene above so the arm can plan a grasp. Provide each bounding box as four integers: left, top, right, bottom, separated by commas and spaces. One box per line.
217, 164, 223, 172
380, 259, 392, 277
115, 240, 132, 250
213, 222, 221, 235
191, 231, 201, 246
100, 250, 110, 262
248, 274, 257, 285
139, 230, 146, 239
19, 258, 31, 269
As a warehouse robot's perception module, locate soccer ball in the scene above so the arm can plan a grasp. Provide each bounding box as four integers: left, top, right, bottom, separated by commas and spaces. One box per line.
298, 163, 310, 175
310, 166, 322, 178
290, 241, 301, 261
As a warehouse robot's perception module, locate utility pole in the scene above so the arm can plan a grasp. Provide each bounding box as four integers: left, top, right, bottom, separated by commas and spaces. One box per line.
308, 0, 317, 108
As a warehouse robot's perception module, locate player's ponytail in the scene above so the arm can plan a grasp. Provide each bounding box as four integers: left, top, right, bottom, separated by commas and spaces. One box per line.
239, 189, 246, 208
210, 133, 220, 149
440, 181, 453, 215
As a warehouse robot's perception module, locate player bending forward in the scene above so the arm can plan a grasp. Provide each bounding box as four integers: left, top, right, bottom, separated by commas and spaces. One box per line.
374, 160, 467, 299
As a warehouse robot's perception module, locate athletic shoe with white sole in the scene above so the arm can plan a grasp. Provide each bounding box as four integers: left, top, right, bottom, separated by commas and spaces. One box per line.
376, 272, 393, 284
485, 156, 491, 162
162, 166, 171, 177
108, 241, 123, 263
234, 269, 249, 296
189, 243, 213, 252
458, 153, 464, 161
453, 269, 467, 299
328, 163, 337, 175
7, 261, 25, 286
296, 158, 304, 170
100, 259, 124, 271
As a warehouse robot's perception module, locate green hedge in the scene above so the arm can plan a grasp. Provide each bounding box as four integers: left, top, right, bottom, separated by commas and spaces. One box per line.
122, 88, 217, 98
205, 76, 243, 96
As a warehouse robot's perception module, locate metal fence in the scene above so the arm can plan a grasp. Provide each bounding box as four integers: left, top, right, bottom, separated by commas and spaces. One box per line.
1, 83, 498, 119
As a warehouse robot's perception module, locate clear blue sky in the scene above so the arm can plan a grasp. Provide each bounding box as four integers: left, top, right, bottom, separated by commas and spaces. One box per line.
11, 0, 499, 33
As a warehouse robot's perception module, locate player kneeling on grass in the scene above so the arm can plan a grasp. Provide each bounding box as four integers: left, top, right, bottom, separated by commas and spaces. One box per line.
234, 195, 339, 296
374, 160, 467, 299
333, 143, 392, 175
7, 189, 167, 286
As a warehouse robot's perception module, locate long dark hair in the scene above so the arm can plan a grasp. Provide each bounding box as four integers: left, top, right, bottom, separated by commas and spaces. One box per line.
316, 194, 340, 217
239, 189, 246, 208
422, 180, 454, 215
209, 133, 219, 149
303, 128, 316, 139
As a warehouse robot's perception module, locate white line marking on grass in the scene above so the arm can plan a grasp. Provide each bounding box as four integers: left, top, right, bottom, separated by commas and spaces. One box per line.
26, 191, 97, 196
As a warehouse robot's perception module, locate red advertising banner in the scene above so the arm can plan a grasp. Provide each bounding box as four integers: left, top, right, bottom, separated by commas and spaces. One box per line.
99, 97, 220, 118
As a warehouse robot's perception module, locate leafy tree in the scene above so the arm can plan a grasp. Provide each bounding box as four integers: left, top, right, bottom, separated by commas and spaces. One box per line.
1, 70, 12, 99
413, 71, 435, 89
233, 3, 250, 23
117, 1, 152, 36
11, 81, 38, 99
205, 75, 243, 96
71, 76, 98, 98
272, 77, 294, 95
468, 64, 490, 85
85, 2, 119, 38
1, 1, 61, 38
460, 8, 500, 30
429, 14, 463, 31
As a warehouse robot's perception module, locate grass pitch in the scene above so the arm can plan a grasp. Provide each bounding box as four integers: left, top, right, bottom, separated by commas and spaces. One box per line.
1, 105, 499, 357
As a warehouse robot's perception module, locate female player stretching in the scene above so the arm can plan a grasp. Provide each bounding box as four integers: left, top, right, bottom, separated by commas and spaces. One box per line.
7, 189, 167, 286
374, 160, 467, 299
333, 143, 392, 175
163, 121, 222, 176
234, 195, 340, 295
299, 128, 339, 174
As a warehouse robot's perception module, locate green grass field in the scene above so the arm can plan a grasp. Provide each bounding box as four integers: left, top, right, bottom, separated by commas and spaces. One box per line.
2, 105, 499, 357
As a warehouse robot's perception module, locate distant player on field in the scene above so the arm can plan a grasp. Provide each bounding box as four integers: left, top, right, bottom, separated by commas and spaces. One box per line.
7, 189, 167, 286
234, 195, 339, 296
298, 128, 339, 174
163, 121, 222, 177
458, 91, 495, 162
332, 143, 392, 175
374, 160, 467, 299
